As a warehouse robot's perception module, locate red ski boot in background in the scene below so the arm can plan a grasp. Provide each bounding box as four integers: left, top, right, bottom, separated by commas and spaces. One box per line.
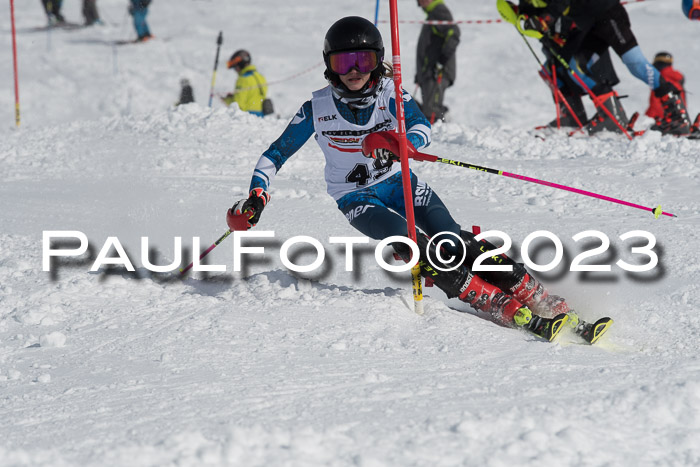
652, 78, 692, 136
586, 91, 629, 135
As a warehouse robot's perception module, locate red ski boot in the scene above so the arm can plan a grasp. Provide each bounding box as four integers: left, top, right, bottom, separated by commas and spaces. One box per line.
509, 272, 580, 328
392, 235, 569, 341
456, 271, 569, 341
586, 91, 629, 135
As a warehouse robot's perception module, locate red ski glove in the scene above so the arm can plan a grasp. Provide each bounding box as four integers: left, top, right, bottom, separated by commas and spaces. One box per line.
361, 131, 418, 162
227, 188, 270, 230
367, 147, 399, 163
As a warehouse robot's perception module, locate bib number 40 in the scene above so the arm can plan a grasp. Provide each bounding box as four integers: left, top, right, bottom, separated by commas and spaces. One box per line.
345, 159, 393, 187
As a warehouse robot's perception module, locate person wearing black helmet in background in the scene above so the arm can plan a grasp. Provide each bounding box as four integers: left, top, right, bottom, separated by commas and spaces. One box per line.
226, 16, 589, 343
415, 0, 460, 123
41, 0, 66, 25
645, 52, 699, 135
129, 0, 152, 42
222, 50, 270, 116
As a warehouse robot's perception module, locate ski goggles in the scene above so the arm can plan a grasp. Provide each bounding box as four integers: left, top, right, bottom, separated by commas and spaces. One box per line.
328, 50, 380, 75
227, 57, 243, 69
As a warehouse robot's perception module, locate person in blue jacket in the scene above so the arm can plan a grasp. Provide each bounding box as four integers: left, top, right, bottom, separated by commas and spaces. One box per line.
129, 0, 152, 42
226, 16, 583, 342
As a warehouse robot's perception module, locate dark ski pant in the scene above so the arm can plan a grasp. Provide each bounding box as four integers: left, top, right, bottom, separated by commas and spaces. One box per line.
418, 74, 450, 123
337, 171, 461, 251
558, 3, 638, 62
41, 0, 63, 20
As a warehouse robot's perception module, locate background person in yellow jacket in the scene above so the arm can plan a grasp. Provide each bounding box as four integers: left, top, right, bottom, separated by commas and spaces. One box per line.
223, 50, 269, 116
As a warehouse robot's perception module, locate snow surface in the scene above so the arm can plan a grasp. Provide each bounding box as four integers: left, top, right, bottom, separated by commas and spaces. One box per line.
2, 0, 700, 466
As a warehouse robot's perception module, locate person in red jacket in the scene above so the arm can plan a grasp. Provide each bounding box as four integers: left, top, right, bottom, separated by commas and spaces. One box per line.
645, 52, 686, 123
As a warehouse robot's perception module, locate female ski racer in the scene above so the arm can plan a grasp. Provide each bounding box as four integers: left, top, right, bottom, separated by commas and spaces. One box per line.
227, 16, 577, 342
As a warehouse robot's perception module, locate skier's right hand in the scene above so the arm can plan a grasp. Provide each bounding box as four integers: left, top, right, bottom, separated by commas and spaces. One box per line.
228, 188, 270, 230
523, 14, 554, 35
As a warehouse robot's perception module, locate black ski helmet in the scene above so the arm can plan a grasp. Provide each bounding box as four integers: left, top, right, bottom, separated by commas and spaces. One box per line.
653, 51, 673, 70
323, 16, 385, 93
227, 50, 251, 70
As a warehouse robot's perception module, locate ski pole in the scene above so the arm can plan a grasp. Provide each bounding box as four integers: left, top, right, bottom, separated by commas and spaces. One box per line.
409, 151, 675, 218
497, 0, 585, 132
543, 43, 633, 140
10, 0, 20, 127
179, 210, 254, 276
429, 71, 444, 125
527, 34, 585, 131
551, 64, 562, 128
179, 229, 231, 275
208, 31, 223, 108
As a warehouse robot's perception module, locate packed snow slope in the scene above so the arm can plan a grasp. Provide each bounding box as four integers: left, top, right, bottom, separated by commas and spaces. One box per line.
2, 1, 700, 466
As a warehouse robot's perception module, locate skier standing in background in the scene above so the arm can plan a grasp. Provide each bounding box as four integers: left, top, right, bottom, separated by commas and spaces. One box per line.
645, 52, 686, 123
227, 16, 588, 343
541, 44, 624, 133
41, 0, 65, 24
223, 50, 269, 116
129, 0, 153, 42
514, 0, 692, 135
645, 52, 699, 135
415, 0, 460, 123
83, 0, 101, 26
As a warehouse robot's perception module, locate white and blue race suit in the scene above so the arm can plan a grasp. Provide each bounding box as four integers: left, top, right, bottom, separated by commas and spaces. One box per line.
248, 77, 461, 241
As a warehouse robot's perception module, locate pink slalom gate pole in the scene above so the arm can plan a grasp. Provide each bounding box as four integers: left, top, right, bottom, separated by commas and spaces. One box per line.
389, 0, 424, 314
10, 0, 20, 127
179, 209, 255, 275
407, 152, 676, 219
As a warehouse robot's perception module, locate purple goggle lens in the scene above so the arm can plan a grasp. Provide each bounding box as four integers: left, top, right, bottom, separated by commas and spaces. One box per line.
329, 51, 379, 75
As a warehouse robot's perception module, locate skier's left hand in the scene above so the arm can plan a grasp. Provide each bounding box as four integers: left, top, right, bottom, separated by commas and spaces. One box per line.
368, 148, 399, 163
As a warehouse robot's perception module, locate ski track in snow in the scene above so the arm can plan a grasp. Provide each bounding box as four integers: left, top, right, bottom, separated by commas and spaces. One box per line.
1, 1, 700, 466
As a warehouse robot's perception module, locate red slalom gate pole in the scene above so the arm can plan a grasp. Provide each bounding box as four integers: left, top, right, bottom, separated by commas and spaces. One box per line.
388, 0, 424, 314
10, 0, 20, 127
